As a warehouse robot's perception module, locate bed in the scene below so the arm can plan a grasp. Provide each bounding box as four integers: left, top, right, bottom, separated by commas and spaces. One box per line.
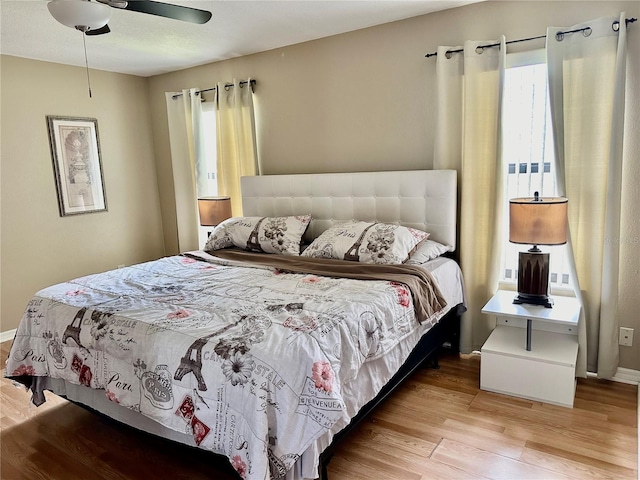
5, 169, 465, 480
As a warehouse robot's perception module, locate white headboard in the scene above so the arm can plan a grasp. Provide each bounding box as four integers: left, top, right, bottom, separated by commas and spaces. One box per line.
241, 170, 457, 250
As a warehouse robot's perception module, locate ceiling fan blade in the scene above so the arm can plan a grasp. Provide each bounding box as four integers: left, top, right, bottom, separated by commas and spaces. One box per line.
85, 24, 111, 36
124, 1, 212, 24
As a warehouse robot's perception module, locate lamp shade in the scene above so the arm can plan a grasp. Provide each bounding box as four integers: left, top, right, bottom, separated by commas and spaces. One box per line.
198, 196, 232, 226
509, 194, 568, 246
47, 0, 112, 30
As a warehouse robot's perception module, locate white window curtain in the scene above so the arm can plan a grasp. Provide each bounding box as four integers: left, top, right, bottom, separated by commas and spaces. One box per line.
165, 88, 207, 253
165, 79, 258, 251
215, 78, 259, 217
546, 14, 628, 378
434, 38, 507, 354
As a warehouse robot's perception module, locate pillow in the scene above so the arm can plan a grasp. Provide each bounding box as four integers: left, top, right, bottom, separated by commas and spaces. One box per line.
204, 215, 311, 255
404, 239, 453, 264
301, 220, 429, 264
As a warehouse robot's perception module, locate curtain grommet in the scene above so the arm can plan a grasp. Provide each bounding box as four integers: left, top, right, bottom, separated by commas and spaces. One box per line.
612, 21, 620, 32
475, 46, 484, 55
582, 27, 592, 37
445, 50, 453, 59
555, 31, 564, 42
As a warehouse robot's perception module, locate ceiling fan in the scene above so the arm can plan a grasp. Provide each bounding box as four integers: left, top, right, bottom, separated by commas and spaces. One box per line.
47, 0, 212, 36
46, 1, 212, 98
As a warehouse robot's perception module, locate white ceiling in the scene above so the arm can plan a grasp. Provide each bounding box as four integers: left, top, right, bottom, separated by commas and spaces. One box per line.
0, 0, 482, 77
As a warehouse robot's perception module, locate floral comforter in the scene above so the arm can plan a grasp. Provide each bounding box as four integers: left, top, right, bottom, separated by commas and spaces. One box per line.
5, 253, 443, 479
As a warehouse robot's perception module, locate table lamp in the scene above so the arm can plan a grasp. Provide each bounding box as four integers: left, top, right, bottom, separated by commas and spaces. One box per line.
509, 192, 568, 308
197, 196, 232, 235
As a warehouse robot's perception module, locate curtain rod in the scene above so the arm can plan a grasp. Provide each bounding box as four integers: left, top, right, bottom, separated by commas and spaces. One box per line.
424, 17, 636, 58
171, 79, 256, 99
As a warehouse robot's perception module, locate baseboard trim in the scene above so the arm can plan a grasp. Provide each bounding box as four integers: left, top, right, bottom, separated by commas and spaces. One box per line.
0, 329, 17, 343
611, 367, 640, 385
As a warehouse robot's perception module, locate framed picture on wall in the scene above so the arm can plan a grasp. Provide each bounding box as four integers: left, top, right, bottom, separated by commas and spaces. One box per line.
46, 115, 107, 216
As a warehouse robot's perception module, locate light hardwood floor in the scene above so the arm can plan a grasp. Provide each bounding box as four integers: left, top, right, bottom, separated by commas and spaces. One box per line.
1, 339, 637, 479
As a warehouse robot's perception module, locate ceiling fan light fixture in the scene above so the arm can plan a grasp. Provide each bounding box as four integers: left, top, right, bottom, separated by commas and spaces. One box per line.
47, 0, 112, 31
102, 0, 128, 8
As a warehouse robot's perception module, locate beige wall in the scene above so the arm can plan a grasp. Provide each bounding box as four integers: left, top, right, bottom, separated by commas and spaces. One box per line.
0, 55, 165, 332
0, 1, 637, 369
147, 1, 640, 369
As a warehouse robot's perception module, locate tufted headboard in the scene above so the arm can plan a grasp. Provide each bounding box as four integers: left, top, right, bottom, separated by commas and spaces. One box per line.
241, 169, 457, 250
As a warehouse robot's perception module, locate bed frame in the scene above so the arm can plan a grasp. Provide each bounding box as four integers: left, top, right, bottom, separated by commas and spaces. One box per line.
241, 169, 462, 479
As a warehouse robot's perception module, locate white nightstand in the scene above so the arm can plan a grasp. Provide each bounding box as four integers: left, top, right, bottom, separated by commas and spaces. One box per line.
480, 290, 581, 408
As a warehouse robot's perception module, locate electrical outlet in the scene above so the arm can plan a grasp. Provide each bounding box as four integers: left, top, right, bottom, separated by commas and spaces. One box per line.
619, 327, 633, 347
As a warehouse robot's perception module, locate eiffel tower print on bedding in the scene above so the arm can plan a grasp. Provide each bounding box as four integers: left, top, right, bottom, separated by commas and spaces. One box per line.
4, 249, 456, 480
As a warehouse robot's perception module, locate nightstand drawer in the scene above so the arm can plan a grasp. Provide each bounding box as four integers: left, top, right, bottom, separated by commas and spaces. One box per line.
480, 325, 578, 407
481, 349, 577, 407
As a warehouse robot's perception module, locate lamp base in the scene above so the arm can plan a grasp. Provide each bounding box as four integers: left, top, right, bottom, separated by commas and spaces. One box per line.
513, 292, 554, 308
515, 249, 553, 308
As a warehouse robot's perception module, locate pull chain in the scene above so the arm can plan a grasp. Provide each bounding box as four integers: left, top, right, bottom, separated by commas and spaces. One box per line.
81, 30, 92, 98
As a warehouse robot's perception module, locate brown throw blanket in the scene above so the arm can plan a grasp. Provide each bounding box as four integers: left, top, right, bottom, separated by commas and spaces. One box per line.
206, 249, 447, 323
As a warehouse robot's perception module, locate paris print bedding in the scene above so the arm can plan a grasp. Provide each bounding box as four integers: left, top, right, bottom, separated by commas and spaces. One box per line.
5, 253, 444, 480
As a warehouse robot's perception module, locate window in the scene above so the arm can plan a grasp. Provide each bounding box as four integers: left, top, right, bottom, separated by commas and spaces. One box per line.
500, 50, 571, 289
198, 102, 219, 247
201, 102, 218, 196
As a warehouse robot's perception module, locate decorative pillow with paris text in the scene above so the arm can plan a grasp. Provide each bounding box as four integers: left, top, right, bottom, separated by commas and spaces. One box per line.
204, 215, 312, 255
301, 220, 429, 264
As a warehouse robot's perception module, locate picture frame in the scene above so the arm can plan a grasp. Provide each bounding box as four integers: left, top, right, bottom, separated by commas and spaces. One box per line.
46, 115, 107, 216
